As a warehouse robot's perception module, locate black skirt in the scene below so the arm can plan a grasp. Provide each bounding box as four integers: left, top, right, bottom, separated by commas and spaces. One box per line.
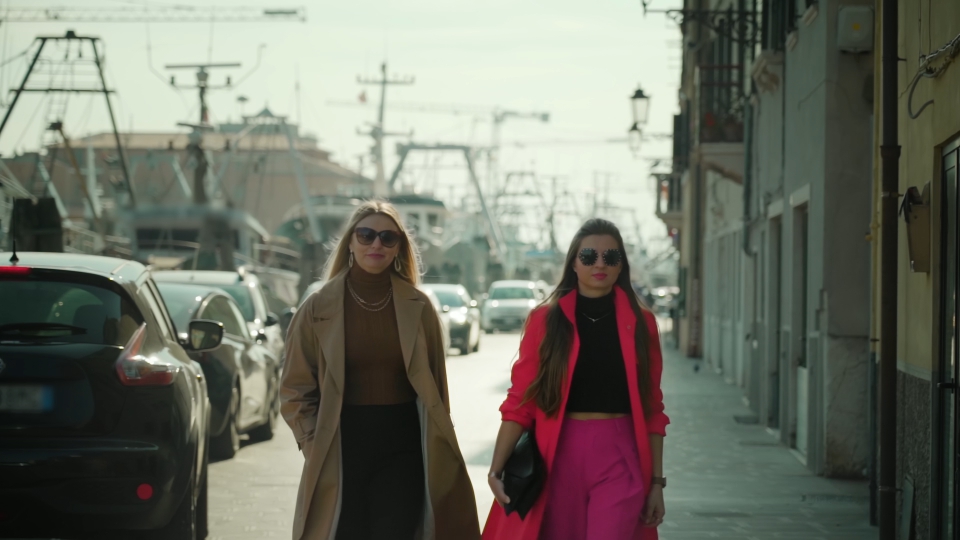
336, 401, 425, 540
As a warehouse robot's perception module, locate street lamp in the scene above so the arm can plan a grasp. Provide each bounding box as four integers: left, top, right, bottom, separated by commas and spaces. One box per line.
630, 86, 650, 126
628, 86, 650, 155
628, 122, 643, 153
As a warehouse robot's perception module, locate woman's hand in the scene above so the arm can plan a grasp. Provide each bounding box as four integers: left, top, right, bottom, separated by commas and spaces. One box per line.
488, 473, 511, 507
642, 485, 665, 527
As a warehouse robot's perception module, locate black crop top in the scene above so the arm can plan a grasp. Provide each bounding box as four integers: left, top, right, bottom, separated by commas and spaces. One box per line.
565, 291, 632, 414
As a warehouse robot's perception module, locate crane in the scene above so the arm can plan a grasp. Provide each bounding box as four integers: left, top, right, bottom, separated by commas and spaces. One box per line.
327, 98, 548, 198
1, 6, 306, 23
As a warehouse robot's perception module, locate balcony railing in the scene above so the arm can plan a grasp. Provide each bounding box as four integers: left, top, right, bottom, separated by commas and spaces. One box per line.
699, 63, 745, 144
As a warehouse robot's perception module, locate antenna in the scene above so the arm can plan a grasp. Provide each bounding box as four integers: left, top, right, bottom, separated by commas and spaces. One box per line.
9, 240, 18, 264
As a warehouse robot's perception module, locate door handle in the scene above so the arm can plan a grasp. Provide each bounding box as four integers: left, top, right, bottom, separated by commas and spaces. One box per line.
938, 382, 958, 391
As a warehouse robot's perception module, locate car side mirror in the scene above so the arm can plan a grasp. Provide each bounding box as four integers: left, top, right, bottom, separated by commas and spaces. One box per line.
265, 312, 280, 327
442, 305, 451, 313
187, 320, 223, 352
280, 307, 296, 331
469, 300, 478, 308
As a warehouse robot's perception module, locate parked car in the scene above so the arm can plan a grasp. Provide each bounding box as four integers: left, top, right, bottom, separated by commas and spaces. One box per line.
157, 282, 281, 460
481, 280, 540, 333
0, 252, 221, 539
421, 283, 481, 354
422, 288, 452, 353
153, 269, 285, 363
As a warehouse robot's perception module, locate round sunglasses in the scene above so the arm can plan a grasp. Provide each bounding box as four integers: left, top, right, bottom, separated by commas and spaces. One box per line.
354, 227, 402, 248
578, 248, 623, 267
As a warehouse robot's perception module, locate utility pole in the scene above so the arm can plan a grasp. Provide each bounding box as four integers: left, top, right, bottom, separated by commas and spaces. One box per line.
357, 63, 414, 197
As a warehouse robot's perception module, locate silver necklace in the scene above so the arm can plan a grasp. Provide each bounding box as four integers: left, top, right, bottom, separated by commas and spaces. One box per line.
346, 279, 393, 312
579, 311, 613, 323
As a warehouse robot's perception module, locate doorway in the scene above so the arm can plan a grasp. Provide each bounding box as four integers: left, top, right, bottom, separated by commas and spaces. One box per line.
935, 136, 960, 539
767, 218, 782, 428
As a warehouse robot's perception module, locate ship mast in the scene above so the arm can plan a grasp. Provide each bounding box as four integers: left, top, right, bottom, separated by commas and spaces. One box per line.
357, 63, 414, 197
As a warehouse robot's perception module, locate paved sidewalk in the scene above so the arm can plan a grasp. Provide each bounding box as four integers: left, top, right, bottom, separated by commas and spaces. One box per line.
659, 342, 876, 540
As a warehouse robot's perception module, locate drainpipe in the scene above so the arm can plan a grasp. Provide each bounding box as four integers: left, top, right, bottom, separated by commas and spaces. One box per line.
742, 97, 755, 257
878, 0, 900, 537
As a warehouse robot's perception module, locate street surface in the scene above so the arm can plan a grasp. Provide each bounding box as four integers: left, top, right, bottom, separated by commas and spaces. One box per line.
204, 324, 877, 540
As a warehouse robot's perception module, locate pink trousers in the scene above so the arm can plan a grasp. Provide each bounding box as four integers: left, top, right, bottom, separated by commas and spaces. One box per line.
540, 416, 646, 540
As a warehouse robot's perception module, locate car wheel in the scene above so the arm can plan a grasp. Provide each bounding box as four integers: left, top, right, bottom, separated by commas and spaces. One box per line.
472, 334, 480, 353
210, 386, 240, 460
484, 328, 494, 334
249, 374, 279, 442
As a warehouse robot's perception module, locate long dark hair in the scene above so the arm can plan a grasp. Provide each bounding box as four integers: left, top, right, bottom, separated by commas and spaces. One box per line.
523, 218, 653, 417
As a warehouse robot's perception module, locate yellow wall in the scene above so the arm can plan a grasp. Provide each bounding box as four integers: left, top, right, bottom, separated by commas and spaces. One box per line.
882, 0, 960, 371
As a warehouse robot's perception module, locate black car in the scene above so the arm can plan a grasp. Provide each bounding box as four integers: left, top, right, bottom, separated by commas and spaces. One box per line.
0, 252, 223, 539
157, 282, 281, 460
152, 270, 286, 364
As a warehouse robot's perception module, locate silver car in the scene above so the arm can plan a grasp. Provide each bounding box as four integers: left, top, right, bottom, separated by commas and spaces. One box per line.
481, 280, 540, 333
421, 283, 481, 355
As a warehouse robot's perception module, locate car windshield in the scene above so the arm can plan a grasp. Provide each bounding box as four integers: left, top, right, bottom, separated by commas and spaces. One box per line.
155, 283, 204, 334
431, 290, 464, 308
0, 278, 140, 345
489, 287, 535, 300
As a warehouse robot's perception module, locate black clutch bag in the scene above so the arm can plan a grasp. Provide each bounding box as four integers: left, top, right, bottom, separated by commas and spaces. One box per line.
501, 430, 545, 519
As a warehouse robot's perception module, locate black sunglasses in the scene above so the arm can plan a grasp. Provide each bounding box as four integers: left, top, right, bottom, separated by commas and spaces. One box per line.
354, 227, 402, 248
578, 248, 623, 267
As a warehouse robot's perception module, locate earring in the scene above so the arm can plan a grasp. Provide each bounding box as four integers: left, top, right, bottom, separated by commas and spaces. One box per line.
394, 257, 402, 272
349, 251, 354, 268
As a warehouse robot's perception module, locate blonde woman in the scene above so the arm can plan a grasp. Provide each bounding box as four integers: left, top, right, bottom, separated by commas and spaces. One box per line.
280, 200, 480, 540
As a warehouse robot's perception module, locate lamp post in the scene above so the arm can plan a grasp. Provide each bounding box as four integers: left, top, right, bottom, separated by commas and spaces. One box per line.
628, 122, 643, 154
628, 86, 651, 155
631, 87, 650, 126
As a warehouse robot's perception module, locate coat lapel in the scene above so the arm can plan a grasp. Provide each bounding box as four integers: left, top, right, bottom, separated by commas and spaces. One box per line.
315, 271, 347, 396
391, 274, 424, 373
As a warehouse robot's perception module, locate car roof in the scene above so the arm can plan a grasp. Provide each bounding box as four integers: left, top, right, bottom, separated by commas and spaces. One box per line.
0, 251, 147, 283
421, 283, 465, 292
489, 280, 536, 288
155, 281, 231, 298
152, 270, 257, 286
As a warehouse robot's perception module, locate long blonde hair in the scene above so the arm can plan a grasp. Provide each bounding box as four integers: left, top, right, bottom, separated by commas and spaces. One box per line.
324, 200, 421, 285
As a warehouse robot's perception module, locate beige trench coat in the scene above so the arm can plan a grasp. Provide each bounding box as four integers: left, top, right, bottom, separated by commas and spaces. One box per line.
279, 270, 481, 540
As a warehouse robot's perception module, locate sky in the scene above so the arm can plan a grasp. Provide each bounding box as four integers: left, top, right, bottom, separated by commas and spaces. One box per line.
0, 0, 683, 253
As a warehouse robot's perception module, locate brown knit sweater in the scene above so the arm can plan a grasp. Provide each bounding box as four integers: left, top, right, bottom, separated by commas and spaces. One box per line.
343, 264, 417, 405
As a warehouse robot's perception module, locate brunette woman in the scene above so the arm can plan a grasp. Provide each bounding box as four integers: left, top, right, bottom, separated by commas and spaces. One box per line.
482, 218, 669, 540
280, 201, 480, 540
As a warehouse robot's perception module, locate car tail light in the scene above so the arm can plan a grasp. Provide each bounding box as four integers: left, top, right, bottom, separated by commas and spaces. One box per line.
0, 265, 31, 276
136, 483, 154, 500
115, 323, 180, 386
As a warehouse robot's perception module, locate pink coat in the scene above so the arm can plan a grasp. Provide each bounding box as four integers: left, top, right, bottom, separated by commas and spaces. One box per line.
481, 286, 669, 540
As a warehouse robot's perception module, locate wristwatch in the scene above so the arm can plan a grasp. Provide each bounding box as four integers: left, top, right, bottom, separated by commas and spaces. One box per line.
651, 476, 667, 488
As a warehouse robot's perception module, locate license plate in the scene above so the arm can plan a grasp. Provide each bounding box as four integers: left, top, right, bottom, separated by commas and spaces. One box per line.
0, 385, 54, 413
